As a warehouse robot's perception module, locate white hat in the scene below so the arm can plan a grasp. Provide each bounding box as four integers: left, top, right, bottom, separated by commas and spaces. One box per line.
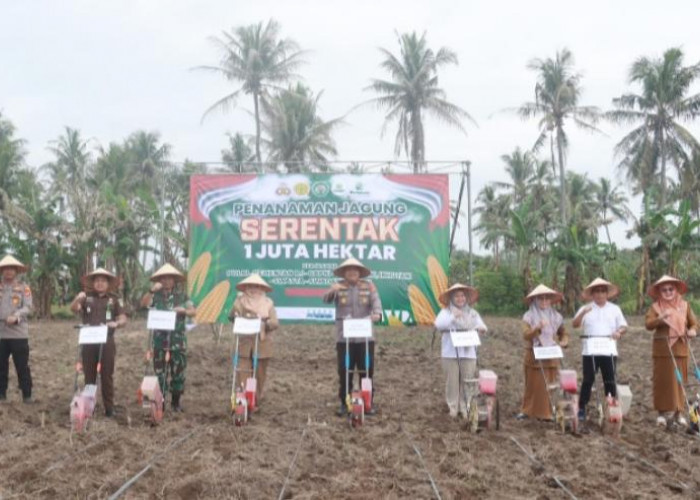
81, 268, 120, 291
581, 277, 620, 301
525, 284, 563, 304
150, 263, 185, 282
333, 258, 370, 278
0, 255, 28, 273
236, 274, 272, 292
647, 275, 688, 300
439, 283, 479, 306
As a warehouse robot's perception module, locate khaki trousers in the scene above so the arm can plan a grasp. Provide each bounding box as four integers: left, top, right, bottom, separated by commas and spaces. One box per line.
442, 358, 476, 415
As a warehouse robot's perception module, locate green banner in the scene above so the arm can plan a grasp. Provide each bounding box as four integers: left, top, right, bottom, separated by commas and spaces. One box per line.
188, 173, 449, 325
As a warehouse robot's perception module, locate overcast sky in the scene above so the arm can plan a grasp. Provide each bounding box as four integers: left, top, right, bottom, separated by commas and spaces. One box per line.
3, 0, 700, 251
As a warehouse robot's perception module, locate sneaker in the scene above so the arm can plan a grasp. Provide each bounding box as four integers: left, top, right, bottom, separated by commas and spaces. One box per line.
577, 409, 586, 421
0, 394, 6, 401
516, 412, 528, 421
366, 406, 377, 416
105, 408, 115, 418
677, 416, 688, 426
448, 408, 458, 418
656, 415, 667, 427
22, 396, 35, 404
336, 403, 347, 417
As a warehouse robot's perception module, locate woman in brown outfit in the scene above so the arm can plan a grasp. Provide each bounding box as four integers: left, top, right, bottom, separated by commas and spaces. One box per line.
227, 274, 279, 406
517, 284, 569, 420
645, 275, 697, 427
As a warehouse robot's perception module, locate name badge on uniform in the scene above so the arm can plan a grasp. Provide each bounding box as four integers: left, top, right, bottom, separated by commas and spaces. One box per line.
343, 318, 372, 338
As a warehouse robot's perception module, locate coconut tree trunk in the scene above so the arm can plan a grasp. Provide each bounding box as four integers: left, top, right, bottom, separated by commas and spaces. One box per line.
636, 243, 650, 314
556, 127, 567, 225
253, 91, 262, 166
564, 262, 578, 316
659, 131, 666, 207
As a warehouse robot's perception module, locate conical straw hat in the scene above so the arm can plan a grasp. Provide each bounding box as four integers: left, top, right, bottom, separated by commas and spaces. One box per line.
333, 257, 370, 278
525, 284, 563, 304
439, 283, 479, 306
80, 267, 119, 291
236, 273, 272, 292
0, 255, 28, 273
647, 274, 688, 300
581, 277, 620, 301
150, 263, 185, 282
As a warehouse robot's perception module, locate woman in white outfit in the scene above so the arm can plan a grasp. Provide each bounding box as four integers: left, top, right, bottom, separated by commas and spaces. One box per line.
433, 283, 487, 418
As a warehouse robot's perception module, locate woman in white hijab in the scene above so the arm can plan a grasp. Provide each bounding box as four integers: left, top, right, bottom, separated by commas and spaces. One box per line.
433, 283, 487, 418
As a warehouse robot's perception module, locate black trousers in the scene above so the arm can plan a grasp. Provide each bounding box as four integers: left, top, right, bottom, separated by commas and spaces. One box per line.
336, 341, 375, 403
579, 355, 617, 409
0, 338, 33, 398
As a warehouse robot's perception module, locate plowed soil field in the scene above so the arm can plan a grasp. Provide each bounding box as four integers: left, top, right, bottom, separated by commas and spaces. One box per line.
1, 316, 699, 499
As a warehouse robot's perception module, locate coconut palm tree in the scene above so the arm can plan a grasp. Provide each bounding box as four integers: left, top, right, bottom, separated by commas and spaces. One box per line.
220, 132, 254, 172
45, 126, 91, 186
474, 185, 510, 268
199, 19, 305, 164
518, 48, 601, 224
365, 31, 474, 172
593, 177, 630, 246
125, 130, 171, 192
607, 47, 700, 208
261, 83, 342, 172
0, 112, 26, 210
494, 148, 536, 205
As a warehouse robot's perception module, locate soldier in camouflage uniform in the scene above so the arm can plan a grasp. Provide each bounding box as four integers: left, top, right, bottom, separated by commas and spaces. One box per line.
0, 255, 34, 403
70, 268, 128, 417
323, 257, 382, 416
140, 264, 196, 412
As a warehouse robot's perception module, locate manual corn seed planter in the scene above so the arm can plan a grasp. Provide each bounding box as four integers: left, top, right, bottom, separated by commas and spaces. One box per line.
662, 335, 700, 434
687, 339, 700, 435
581, 335, 626, 437
450, 329, 499, 432
230, 316, 262, 426
70, 324, 108, 433
533, 344, 578, 433
136, 328, 164, 425
463, 370, 500, 432
343, 318, 374, 428
138, 308, 179, 424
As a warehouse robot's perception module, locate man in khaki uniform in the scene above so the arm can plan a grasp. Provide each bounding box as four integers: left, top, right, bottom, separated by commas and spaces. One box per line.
0, 255, 34, 402
323, 258, 382, 416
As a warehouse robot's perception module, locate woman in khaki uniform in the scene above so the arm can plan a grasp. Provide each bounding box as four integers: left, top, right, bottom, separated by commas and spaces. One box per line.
227, 274, 279, 406
645, 275, 698, 427
517, 284, 569, 420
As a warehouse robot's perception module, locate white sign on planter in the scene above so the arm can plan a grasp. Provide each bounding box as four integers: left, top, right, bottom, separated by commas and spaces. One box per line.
147, 310, 177, 331
585, 337, 618, 356
233, 317, 262, 335
533, 345, 564, 360
450, 330, 481, 347
343, 318, 373, 339
79, 325, 108, 345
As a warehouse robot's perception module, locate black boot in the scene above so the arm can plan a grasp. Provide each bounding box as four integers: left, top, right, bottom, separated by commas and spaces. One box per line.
172, 392, 183, 413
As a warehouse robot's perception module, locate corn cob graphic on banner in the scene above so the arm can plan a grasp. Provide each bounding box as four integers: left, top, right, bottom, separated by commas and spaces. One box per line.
406, 255, 449, 325
188, 173, 449, 325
